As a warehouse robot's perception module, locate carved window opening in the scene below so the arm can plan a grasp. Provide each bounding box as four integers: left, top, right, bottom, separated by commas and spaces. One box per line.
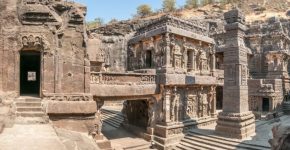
145, 50, 152, 68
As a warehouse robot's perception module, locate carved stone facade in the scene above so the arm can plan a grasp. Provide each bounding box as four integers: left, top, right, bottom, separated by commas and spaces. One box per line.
0, 0, 96, 137
2, 1, 290, 149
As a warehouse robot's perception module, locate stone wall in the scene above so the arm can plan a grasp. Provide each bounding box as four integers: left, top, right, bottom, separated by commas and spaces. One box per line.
248, 79, 283, 112
0, 0, 90, 97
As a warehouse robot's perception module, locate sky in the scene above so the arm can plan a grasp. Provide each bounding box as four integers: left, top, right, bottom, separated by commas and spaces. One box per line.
73, 0, 187, 23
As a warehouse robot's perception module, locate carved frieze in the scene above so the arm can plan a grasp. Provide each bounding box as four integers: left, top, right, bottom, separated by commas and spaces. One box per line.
90, 73, 156, 85
21, 34, 50, 52
44, 94, 92, 101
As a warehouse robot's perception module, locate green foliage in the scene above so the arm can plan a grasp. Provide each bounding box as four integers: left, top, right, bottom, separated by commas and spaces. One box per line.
87, 17, 104, 29
185, 0, 198, 9
162, 0, 176, 12
137, 4, 153, 17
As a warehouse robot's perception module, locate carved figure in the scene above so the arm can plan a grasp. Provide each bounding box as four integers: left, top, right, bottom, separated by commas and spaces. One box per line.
147, 100, 155, 127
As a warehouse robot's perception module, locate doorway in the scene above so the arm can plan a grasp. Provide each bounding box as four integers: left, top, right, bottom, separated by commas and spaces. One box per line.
145, 50, 152, 68
262, 98, 270, 112
20, 51, 41, 96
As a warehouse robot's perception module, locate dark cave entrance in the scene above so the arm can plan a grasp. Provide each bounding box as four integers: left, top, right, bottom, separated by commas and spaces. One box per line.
20, 51, 41, 96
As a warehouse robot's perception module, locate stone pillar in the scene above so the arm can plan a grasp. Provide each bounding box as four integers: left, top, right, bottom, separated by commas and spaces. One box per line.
193, 51, 197, 71
163, 33, 171, 68
163, 87, 171, 124
210, 45, 216, 76
215, 9, 256, 139
211, 87, 217, 117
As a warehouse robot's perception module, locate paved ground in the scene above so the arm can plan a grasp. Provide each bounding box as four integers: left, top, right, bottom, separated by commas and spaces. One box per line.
102, 123, 152, 150
0, 124, 67, 150
0, 124, 100, 150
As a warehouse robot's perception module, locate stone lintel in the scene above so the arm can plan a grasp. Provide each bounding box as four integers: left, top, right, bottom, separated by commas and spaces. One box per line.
128, 25, 214, 45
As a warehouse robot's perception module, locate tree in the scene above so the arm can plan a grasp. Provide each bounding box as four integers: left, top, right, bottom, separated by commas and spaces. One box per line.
137, 4, 153, 17
87, 17, 104, 29
185, 0, 198, 9
162, 0, 176, 12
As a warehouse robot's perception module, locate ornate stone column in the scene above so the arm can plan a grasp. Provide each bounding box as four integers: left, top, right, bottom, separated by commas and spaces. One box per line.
163, 86, 172, 124
193, 50, 197, 72
211, 86, 217, 117
163, 33, 171, 68
215, 9, 256, 139
210, 45, 216, 76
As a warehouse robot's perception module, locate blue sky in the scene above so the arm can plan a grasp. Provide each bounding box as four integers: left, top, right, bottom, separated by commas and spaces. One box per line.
74, 0, 187, 23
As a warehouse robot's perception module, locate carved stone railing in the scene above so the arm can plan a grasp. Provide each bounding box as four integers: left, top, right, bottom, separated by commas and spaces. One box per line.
90, 72, 156, 85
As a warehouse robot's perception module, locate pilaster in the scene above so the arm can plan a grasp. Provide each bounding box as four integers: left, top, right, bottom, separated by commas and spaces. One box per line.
215, 9, 256, 139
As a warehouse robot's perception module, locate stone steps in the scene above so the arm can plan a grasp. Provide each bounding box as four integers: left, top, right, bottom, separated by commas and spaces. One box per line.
190, 130, 270, 149
15, 97, 42, 102
101, 108, 124, 128
15, 102, 41, 107
17, 107, 43, 112
174, 141, 209, 150
124, 143, 152, 150
102, 112, 124, 122
174, 130, 270, 150
14, 97, 47, 124
16, 111, 45, 117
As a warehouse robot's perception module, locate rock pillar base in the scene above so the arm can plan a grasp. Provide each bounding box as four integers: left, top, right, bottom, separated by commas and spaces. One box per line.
215, 111, 256, 139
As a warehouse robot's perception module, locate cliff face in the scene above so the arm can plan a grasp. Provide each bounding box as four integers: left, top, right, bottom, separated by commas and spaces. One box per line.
88, 1, 290, 73
87, 20, 152, 73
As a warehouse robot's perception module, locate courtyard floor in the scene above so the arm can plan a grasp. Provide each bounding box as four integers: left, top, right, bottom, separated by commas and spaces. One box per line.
0, 124, 99, 150
0, 114, 289, 150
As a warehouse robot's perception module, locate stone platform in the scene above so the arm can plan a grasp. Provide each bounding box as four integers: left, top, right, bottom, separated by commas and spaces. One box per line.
0, 124, 100, 150
174, 115, 290, 149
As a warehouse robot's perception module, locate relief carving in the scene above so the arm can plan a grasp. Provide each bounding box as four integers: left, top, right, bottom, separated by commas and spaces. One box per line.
44, 94, 91, 101
21, 35, 51, 52
186, 95, 197, 118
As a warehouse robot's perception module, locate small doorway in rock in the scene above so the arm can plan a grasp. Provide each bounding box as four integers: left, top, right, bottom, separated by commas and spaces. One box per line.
145, 50, 152, 68
262, 98, 270, 112
20, 51, 41, 96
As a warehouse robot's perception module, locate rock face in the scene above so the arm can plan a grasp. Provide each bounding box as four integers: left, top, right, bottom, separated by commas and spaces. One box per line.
87, 6, 290, 149
0, 0, 96, 134
1, 0, 290, 149
269, 123, 290, 150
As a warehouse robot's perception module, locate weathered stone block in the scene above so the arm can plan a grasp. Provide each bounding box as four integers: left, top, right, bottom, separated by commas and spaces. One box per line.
46, 101, 97, 115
